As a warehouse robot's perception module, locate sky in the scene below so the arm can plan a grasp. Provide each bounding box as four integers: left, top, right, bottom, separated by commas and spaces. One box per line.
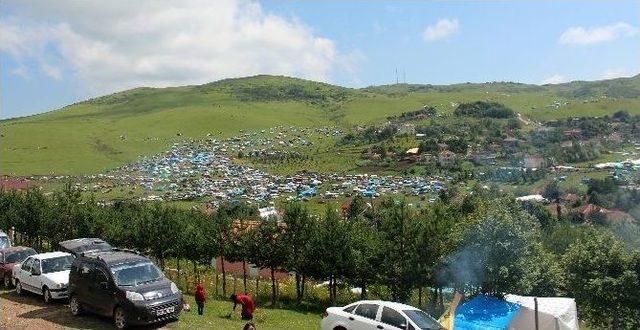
1, 1, 639, 119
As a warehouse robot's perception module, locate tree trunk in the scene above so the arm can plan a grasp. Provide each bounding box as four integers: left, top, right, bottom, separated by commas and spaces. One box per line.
214, 270, 219, 297
361, 281, 367, 300
255, 276, 259, 298
328, 276, 334, 306
221, 256, 227, 297
242, 259, 247, 294
295, 272, 302, 303
270, 268, 277, 306
301, 274, 306, 301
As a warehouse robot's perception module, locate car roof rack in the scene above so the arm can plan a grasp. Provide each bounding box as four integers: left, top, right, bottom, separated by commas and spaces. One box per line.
111, 248, 143, 255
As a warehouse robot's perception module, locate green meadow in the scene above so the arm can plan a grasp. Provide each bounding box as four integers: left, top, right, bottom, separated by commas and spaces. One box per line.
2, 74, 640, 176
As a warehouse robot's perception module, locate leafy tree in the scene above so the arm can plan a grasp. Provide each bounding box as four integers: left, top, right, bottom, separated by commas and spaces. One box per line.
245, 220, 288, 305
563, 231, 640, 329
281, 202, 316, 303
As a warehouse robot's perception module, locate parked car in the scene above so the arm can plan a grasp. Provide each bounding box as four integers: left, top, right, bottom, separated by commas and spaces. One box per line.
13, 251, 74, 303
68, 250, 182, 329
0, 246, 37, 287
59, 238, 113, 257
0, 231, 11, 249
321, 300, 444, 330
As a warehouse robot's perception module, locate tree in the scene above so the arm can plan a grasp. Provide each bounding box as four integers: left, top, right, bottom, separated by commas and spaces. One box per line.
440, 200, 542, 296
308, 206, 353, 305
280, 202, 316, 303
563, 231, 640, 329
245, 220, 287, 305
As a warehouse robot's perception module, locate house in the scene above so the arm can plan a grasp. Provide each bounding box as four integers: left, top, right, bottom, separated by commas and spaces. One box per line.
523, 154, 548, 169
397, 123, 416, 135
471, 152, 498, 166
0, 177, 29, 191
563, 129, 582, 138
438, 150, 457, 167
502, 137, 519, 147
406, 147, 419, 155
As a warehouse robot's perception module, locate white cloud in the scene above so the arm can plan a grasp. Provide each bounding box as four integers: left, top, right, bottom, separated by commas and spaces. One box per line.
10, 66, 30, 79
601, 68, 630, 80
423, 18, 459, 42
1, 0, 355, 94
541, 74, 569, 85
40, 63, 62, 80
559, 22, 638, 45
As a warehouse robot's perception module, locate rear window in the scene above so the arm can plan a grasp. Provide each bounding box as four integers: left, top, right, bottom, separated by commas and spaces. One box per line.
343, 305, 357, 313
0, 236, 10, 249
354, 303, 379, 320
5, 249, 36, 264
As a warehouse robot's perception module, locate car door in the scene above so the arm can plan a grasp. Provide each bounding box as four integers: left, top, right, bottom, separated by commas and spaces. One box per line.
352, 303, 382, 330
18, 257, 35, 292
25, 259, 43, 293
87, 265, 113, 316
380, 306, 409, 330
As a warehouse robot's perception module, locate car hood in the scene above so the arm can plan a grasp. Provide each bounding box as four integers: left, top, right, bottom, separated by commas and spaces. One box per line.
120, 277, 175, 300
42, 270, 70, 285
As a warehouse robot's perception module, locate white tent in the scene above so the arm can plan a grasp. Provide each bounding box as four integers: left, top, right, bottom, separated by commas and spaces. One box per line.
505, 294, 579, 330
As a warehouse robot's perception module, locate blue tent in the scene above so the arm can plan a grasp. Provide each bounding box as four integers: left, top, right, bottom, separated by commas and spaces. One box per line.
454, 295, 521, 330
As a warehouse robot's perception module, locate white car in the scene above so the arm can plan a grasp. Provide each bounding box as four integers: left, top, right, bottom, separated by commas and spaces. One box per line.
321, 300, 443, 330
13, 251, 74, 303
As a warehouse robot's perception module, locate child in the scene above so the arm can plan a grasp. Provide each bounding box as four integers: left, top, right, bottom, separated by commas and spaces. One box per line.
195, 282, 206, 315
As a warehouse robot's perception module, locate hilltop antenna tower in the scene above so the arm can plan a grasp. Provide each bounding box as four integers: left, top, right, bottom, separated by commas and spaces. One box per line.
403, 69, 406, 84
395, 68, 398, 85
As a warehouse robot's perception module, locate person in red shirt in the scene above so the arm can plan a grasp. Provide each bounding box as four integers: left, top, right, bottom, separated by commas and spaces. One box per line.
195, 283, 206, 315
230, 293, 255, 320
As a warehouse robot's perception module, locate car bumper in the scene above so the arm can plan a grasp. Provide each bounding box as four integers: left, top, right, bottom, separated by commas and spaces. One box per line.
127, 294, 182, 325
50, 287, 69, 299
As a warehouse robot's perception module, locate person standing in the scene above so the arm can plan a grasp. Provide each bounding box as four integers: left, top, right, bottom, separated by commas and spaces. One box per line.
195, 282, 206, 315
230, 293, 255, 320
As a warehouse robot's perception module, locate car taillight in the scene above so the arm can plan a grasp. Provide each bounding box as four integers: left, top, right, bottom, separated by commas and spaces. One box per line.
322, 311, 328, 318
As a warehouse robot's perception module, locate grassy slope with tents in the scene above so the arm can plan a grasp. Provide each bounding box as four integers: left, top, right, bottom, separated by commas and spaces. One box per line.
2, 74, 640, 175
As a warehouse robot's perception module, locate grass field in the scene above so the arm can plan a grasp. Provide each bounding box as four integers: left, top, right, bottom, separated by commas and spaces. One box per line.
176, 295, 321, 330
2, 74, 640, 176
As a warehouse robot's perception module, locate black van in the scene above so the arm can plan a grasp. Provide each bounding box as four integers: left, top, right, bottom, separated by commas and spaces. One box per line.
68, 250, 182, 329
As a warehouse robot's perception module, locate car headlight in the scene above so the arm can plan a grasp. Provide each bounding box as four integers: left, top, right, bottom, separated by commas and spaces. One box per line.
126, 291, 145, 301
170, 282, 180, 294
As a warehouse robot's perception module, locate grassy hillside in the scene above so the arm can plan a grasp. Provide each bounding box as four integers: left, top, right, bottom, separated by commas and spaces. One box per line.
2, 74, 639, 175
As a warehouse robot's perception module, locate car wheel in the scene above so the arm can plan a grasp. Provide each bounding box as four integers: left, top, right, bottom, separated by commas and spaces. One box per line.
43, 287, 52, 304
3, 276, 10, 288
69, 295, 83, 316
15, 280, 23, 295
114, 307, 128, 330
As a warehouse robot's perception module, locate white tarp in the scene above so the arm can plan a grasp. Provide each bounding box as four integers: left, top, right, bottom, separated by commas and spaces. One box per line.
505, 294, 579, 330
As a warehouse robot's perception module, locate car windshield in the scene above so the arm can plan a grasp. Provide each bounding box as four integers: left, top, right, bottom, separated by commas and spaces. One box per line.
0, 236, 9, 249
111, 261, 162, 286
5, 249, 36, 264
403, 310, 443, 330
41, 255, 74, 273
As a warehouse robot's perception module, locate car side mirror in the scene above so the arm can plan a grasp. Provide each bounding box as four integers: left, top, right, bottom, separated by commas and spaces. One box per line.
100, 282, 109, 290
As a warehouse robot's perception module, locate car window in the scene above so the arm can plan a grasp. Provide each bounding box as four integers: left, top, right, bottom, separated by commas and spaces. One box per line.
381, 307, 407, 329
42, 255, 74, 274
343, 305, 358, 314
21, 258, 34, 272
354, 303, 379, 320
5, 249, 36, 264
0, 236, 10, 249
32, 259, 41, 274
403, 310, 443, 330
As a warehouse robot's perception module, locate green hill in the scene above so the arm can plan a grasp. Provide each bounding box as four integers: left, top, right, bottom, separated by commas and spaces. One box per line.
2, 74, 640, 175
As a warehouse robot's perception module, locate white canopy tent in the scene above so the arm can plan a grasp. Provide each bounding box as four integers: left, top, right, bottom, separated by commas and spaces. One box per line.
505, 294, 579, 330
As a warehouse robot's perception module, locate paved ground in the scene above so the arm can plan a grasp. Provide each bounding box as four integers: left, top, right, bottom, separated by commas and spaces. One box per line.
0, 288, 171, 330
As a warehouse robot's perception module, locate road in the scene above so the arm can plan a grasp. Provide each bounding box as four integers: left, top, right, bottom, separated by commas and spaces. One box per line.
0, 289, 170, 330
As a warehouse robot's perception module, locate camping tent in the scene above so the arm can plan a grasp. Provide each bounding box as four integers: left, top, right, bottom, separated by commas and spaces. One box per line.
505, 295, 579, 330
454, 295, 521, 330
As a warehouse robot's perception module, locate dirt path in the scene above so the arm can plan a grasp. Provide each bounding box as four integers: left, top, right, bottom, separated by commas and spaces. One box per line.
0, 288, 175, 330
